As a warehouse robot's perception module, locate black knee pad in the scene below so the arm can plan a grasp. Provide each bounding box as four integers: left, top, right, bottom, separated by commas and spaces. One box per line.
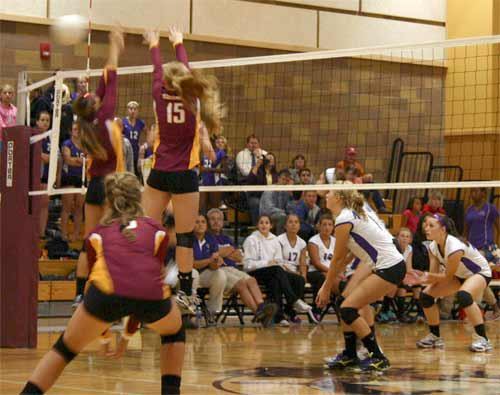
161, 325, 186, 344
53, 333, 77, 362
340, 307, 360, 325
176, 231, 194, 248
456, 290, 474, 309
420, 292, 435, 308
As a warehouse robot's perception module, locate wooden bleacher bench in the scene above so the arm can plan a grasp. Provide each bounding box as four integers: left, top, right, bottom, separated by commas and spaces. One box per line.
38, 259, 77, 302
378, 213, 404, 235
490, 279, 500, 290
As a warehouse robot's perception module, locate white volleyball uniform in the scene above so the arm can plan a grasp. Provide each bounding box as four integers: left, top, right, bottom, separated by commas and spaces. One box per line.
428, 235, 491, 280
277, 233, 307, 273
308, 234, 335, 272
335, 208, 404, 271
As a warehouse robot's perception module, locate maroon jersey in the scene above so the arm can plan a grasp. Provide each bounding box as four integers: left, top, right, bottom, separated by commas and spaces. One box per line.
86, 217, 169, 300
150, 44, 200, 172
88, 68, 125, 178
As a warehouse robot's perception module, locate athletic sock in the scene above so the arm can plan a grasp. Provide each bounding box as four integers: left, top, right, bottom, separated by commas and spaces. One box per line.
344, 331, 357, 358
474, 324, 487, 340
161, 374, 181, 395
361, 332, 384, 359
76, 277, 87, 296
20, 381, 43, 394
429, 325, 440, 338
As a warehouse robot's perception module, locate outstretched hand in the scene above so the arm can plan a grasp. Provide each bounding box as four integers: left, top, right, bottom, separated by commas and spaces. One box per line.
109, 26, 125, 52
168, 26, 183, 45
105, 336, 129, 359
143, 29, 160, 48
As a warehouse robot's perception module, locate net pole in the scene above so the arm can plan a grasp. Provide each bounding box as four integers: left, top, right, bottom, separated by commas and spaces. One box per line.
86, 0, 93, 75
46, 73, 63, 195
16, 71, 28, 127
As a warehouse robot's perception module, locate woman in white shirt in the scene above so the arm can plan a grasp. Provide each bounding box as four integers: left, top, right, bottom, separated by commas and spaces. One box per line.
410, 214, 492, 353
307, 214, 335, 316
316, 188, 406, 372
243, 215, 317, 325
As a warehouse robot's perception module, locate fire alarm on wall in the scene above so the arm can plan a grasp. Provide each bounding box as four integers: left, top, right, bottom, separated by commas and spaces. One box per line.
40, 43, 51, 60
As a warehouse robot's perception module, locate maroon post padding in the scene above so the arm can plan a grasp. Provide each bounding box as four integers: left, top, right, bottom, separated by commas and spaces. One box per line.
0, 126, 41, 348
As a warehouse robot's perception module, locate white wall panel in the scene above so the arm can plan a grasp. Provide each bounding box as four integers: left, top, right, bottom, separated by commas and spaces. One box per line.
278, 0, 358, 11
362, 0, 446, 22
0, 0, 46, 18
49, 0, 190, 31
193, 0, 317, 48
320, 11, 445, 50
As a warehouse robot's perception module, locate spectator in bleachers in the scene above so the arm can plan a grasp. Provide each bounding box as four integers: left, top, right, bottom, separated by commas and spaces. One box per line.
243, 214, 316, 326
200, 135, 229, 212
307, 214, 335, 317
0, 84, 17, 137
294, 191, 320, 241
422, 191, 446, 215
246, 152, 278, 224
59, 84, 74, 146
298, 168, 313, 185
336, 147, 388, 212
402, 196, 423, 234
235, 134, 267, 179
122, 101, 145, 176
193, 214, 227, 325
30, 87, 52, 128
71, 75, 89, 101
259, 169, 293, 234
207, 208, 277, 326
289, 154, 306, 184
37, 111, 52, 238
60, 122, 85, 242
344, 165, 363, 184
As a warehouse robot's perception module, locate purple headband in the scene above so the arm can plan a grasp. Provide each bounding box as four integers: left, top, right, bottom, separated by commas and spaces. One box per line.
432, 213, 447, 229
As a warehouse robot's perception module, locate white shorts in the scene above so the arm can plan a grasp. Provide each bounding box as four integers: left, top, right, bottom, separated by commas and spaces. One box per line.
222, 266, 250, 291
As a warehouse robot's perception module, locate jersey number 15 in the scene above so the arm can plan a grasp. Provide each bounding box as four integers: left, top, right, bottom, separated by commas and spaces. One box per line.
166, 102, 185, 124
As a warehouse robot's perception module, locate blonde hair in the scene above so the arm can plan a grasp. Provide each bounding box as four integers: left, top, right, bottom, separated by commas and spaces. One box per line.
333, 181, 366, 219
101, 173, 144, 241
163, 62, 224, 133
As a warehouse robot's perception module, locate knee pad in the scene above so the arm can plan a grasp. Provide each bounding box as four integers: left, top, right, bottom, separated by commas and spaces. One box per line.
53, 333, 77, 362
161, 325, 186, 344
176, 231, 194, 248
420, 292, 435, 308
456, 290, 474, 309
340, 307, 360, 325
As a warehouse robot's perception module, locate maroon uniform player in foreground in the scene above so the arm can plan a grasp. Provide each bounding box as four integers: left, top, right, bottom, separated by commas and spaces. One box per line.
20, 173, 184, 395
141, 27, 221, 314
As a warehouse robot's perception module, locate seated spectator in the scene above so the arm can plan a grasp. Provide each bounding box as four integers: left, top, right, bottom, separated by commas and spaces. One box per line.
243, 215, 316, 326
294, 191, 320, 241
235, 134, 267, 179
422, 191, 446, 215
289, 154, 306, 184
193, 214, 228, 325
0, 84, 17, 137
246, 152, 278, 224
298, 168, 313, 185
207, 208, 277, 326
122, 101, 146, 176
30, 86, 51, 128
277, 214, 316, 323
402, 196, 422, 234
259, 169, 293, 234
307, 214, 335, 316
60, 122, 85, 242
344, 165, 363, 184
71, 75, 89, 101
336, 147, 388, 212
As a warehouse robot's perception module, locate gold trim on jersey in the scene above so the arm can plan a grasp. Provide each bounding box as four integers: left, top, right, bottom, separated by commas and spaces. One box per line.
88, 233, 114, 294
188, 111, 201, 170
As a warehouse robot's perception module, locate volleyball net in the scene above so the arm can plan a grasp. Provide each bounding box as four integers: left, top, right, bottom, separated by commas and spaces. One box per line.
17, 34, 500, 209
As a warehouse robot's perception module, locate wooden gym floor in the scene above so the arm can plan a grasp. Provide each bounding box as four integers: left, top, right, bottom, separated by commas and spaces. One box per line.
1, 320, 499, 394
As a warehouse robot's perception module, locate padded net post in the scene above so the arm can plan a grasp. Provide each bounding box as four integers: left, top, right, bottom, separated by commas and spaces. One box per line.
0, 126, 41, 348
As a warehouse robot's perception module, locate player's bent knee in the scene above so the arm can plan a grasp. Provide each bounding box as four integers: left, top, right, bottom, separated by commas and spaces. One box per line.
420, 292, 435, 308
176, 231, 194, 248
161, 325, 186, 344
456, 290, 474, 309
339, 306, 360, 325
53, 333, 78, 362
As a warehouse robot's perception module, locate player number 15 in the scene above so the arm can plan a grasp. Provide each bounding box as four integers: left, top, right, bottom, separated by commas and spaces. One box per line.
166, 102, 185, 124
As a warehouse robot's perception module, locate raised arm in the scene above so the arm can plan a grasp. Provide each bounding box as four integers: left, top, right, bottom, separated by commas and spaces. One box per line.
143, 29, 163, 102
168, 26, 189, 68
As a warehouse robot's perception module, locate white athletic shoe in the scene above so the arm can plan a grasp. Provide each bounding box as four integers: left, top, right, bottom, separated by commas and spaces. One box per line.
470, 334, 493, 353
416, 333, 444, 349
279, 319, 290, 327
293, 299, 312, 313
175, 291, 199, 315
